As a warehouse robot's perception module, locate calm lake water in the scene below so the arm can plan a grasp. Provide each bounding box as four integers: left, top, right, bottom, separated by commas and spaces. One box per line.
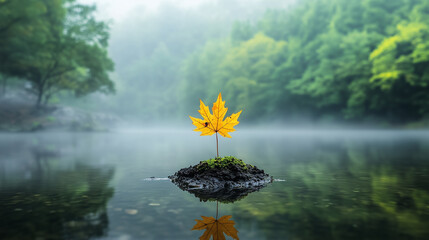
1, 129, 429, 240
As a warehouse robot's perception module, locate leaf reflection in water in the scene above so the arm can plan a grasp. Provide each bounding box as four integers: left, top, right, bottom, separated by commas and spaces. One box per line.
192, 202, 239, 240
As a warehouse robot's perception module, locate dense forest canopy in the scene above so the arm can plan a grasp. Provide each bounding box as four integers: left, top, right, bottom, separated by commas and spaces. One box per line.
181, 0, 429, 124
1, 0, 428, 125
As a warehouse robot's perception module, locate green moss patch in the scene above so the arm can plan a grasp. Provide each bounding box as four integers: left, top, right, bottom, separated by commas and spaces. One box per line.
197, 156, 252, 170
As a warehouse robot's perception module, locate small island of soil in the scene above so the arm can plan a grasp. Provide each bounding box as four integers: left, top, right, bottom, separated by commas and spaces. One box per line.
169, 156, 273, 202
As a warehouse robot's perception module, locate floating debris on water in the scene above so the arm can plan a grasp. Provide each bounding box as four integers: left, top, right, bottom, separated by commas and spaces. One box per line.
125, 209, 138, 215
143, 177, 170, 181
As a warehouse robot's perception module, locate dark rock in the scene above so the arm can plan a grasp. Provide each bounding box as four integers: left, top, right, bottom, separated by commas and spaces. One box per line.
169, 157, 273, 203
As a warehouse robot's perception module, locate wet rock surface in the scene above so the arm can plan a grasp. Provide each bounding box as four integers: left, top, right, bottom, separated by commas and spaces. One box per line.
169, 157, 273, 202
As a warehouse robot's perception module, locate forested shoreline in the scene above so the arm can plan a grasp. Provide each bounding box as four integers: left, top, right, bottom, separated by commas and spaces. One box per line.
1, 0, 429, 128
181, 0, 429, 124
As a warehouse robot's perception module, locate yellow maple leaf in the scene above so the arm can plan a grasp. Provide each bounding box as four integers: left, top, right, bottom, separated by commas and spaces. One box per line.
190, 93, 242, 138
192, 215, 239, 240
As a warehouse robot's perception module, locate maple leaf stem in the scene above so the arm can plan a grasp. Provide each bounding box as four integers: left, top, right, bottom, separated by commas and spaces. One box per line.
216, 201, 219, 220
216, 132, 219, 158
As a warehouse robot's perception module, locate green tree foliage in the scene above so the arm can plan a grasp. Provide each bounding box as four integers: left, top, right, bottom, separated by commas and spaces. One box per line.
181, 0, 429, 124
0, 0, 114, 106
106, 0, 289, 121
181, 40, 232, 115
218, 34, 286, 120
108, 4, 231, 120
369, 22, 429, 120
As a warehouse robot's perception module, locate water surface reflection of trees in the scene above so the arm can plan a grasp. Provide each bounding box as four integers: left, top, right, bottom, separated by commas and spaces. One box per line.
0, 156, 115, 240
233, 138, 429, 240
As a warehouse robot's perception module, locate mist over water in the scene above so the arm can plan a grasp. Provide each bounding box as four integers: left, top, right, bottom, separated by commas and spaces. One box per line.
1, 129, 429, 239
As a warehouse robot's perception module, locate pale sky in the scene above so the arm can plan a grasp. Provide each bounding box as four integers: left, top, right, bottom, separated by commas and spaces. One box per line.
78, 0, 211, 23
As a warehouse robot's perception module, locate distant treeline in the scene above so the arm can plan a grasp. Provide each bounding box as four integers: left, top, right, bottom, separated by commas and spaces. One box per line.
2, 0, 428, 125
107, 0, 290, 121
180, 0, 429, 124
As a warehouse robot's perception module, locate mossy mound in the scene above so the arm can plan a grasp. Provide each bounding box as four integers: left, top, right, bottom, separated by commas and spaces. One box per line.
197, 156, 252, 171
169, 156, 272, 202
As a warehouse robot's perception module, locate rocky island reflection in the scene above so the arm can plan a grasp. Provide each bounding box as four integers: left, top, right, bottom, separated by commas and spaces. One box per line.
183, 177, 268, 240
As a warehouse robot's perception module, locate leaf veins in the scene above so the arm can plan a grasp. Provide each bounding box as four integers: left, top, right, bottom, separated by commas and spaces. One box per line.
190, 93, 242, 138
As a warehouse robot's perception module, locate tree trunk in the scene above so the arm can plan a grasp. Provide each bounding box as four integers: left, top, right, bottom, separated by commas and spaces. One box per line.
35, 77, 47, 108
44, 93, 51, 105
1, 77, 6, 96
36, 87, 44, 108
